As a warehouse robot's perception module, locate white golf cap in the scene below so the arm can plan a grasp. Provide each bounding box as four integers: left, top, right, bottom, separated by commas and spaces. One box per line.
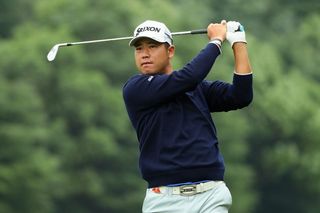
129, 20, 173, 46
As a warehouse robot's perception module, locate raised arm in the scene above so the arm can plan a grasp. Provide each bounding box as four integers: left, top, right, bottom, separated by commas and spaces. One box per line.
202, 21, 253, 112
226, 21, 252, 74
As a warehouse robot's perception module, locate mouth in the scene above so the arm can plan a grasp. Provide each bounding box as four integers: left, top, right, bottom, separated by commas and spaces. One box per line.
141, 62, 153, 67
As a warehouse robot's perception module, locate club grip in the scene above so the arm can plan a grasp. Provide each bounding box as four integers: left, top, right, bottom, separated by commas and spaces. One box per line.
190, 29, 207, 34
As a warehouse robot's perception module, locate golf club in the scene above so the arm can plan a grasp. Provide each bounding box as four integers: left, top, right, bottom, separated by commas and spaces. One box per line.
47, 29, 207, 62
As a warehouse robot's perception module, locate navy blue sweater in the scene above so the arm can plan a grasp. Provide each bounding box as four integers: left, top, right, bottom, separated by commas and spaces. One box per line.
123, 43, 253, 188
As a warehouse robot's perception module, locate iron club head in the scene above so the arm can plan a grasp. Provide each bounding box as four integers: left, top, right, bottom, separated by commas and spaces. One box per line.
47, 44, 60, 61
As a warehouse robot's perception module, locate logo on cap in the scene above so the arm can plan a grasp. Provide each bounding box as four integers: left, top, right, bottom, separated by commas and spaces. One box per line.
135, 26, 161, 36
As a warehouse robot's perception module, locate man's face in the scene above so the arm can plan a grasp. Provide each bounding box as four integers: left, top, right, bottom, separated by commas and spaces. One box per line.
134, 38, 174, 75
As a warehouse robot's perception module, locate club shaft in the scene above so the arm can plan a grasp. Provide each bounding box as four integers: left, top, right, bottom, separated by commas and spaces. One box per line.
47, 29, 207, 61
61, 29, 207, 47
62, 36, 133, 47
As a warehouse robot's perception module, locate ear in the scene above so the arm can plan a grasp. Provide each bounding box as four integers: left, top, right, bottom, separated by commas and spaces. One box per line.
168, 45, 175, 59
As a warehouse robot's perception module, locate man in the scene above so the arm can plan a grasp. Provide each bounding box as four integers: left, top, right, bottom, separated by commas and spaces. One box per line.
123, 19, 253, 213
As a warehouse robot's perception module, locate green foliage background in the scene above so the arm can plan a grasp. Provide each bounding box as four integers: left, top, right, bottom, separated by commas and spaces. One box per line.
1, 0, 320, 212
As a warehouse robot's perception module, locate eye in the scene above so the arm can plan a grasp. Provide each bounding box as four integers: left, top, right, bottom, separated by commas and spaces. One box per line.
148, 44, 155, 48
135, 46, 142, 51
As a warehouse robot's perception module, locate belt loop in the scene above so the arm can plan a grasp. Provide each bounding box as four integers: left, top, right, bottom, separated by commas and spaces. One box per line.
199, 182, 204, 193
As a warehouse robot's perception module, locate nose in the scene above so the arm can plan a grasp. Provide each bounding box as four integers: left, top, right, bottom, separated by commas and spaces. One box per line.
141, 48, 150, 58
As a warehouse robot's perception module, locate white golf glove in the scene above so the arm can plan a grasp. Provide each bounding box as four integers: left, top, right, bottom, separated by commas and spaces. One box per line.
226, 21, 247, 47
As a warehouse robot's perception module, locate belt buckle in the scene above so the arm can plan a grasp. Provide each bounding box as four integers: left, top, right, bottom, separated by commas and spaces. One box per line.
179, 184, 197, 196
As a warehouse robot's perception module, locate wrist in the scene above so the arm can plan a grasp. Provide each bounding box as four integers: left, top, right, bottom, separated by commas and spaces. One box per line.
232, 42, 247, 50
209, 38, 222, 46
210, 37, 223, 43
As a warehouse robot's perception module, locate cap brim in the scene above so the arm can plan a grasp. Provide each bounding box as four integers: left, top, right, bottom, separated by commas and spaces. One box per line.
129, 36, 167, 46
129, 36, 143, 46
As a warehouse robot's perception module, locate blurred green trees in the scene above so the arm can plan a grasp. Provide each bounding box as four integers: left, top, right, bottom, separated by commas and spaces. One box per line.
0, 0, 320, 212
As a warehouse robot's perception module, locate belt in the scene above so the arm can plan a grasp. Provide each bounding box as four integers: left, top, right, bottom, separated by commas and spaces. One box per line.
150, 181, 222, 196
172, 181, 222, 196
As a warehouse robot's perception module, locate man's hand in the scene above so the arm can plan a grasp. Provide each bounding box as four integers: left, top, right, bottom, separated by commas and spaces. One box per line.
207, 20, 227, 42
226, 21, 247, 47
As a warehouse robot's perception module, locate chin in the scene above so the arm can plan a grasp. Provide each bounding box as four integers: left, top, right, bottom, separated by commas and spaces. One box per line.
141, 69, 159, 75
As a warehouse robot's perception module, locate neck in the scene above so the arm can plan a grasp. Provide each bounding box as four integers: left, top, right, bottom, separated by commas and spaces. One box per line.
163, 63, 173, 75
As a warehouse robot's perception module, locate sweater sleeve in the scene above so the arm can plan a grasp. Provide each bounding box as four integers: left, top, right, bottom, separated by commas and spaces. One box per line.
201, 73, 253, 112
123, 43, 221, 110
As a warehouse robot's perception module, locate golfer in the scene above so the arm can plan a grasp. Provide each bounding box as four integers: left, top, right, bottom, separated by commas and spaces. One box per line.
123, 19, 253, 213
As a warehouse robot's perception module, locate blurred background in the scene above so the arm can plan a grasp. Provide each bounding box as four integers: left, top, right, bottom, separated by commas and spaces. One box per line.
0, 0, 320, 212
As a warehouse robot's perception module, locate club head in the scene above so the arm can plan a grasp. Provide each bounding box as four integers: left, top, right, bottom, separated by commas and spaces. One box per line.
47, 44, 60, 61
